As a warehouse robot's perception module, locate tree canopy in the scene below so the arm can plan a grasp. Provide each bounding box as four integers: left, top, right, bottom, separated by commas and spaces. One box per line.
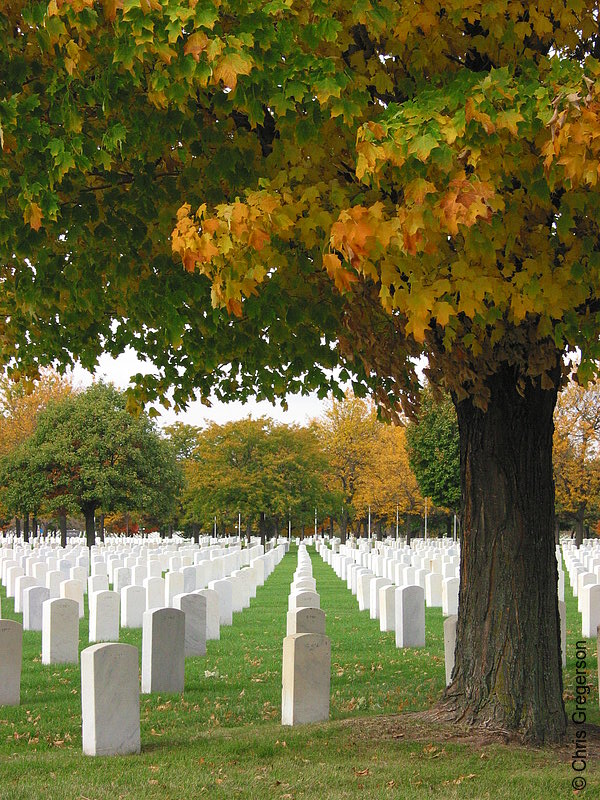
2, 0, 595, 742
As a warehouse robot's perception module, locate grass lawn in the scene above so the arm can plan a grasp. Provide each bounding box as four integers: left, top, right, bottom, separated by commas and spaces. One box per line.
0, 543, 598, 799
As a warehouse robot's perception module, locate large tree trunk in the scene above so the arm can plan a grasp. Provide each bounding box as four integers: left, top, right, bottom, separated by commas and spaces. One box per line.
84, 506, 96, 548
15, 517, 21, 538
99, 513, 105, 542
442, 365, 565, 744
23, 512, 30, 542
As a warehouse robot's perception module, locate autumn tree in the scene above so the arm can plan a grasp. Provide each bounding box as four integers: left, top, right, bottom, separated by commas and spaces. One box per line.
553, 379, 600, 547
5, 1, 600, 741
316, 394, 381, 541
0, 368, 74, 538
353, 423, 423, 541
181, 417, 332, 542
406, 388, 461, 524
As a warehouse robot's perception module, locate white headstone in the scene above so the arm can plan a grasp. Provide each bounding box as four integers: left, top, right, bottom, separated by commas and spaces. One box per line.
42, 598, 79, 664
444, 615, 457, 685
173, 593, 207, 657
442, 577, 459, 616
395, 585, 425, 648
89, 590, 120, 643
286, 607, 326, 636
288, 590, 320, 611
60, 578, 85, 618
581, 583, 600, 639
165, 571, 184, 607
369, 577, 391, 620
113, 566, 132, 594
14, 575, 38, 614
208, 579, 233, 626
144, 576, 165, 611
81, 643, 140, 756
0, 620, 22, 706
379, 584, 396, 632
23, 585, 50, 632
141, 607, 185, 694
121, 584, 146, 629
195, 589, 220, 640
281, 633, 330, 726
425, 572, 443, 607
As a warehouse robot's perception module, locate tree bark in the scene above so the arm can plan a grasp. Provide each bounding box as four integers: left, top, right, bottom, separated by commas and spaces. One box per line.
15, 517, 21, 538
259, 511, 266, 548
59, 512, 67, 548
340, 509, 348, 544
99, 513, 105, 542
84, 506, 96, 548
575, 508, 585, 548
442, 365, 565, 743
23, 512, 30, 542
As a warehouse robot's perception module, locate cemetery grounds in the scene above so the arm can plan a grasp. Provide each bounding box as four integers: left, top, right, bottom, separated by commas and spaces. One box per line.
0, 544, 598, 800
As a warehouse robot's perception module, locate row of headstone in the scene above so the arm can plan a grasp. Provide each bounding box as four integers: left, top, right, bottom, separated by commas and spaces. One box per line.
562, 541, 600, 638
1, 544, 288, 762
1, 543, 286, 664
317, 542, 426, 649
282, 545, 330, 726
318, 539, 460, 617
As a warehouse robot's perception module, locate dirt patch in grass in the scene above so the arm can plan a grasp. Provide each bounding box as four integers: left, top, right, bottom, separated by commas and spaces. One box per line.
339, 710, 600, 760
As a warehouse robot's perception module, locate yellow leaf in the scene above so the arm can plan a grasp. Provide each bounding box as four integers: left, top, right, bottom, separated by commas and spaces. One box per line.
432, 301, 454, 327
184, 32, 209, 62
102, 0, 122, 21
213, 53, 253, 91
24, 202, 43, 232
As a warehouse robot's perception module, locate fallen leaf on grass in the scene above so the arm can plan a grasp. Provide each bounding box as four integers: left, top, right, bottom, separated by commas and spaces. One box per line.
354, 768, 370, 776
443, 774, 477, 786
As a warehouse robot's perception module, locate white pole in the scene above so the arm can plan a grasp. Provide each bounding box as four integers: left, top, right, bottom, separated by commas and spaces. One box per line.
288, 511, 291, 538
238, 512, 241, 539
453, 513, 457, 542
213, 516, 217, 537
314, 507, 317, 538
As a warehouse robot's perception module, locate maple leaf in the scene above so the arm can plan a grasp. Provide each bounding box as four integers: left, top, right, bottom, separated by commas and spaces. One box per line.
213, 53, 254, 91
24, 202, 43, 232
184, 32, 210, 62
102, 0, 123, 22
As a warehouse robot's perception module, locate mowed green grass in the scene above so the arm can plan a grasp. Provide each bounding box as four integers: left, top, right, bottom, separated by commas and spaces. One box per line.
0, 543, 597, 800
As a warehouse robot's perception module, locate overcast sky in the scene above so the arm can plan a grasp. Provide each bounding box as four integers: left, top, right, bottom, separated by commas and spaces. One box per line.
72, 348, 329, 429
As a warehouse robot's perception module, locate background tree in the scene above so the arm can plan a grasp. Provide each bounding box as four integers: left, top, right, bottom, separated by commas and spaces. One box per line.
553, 379, 600, 547
5, 1, 600, 742
0, 383, 183, 546
353, 423, 423, 541
316, 394, 380, 541
406, 388, 461, 531
0, 368, 74, 536
182, 418, 332, 543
